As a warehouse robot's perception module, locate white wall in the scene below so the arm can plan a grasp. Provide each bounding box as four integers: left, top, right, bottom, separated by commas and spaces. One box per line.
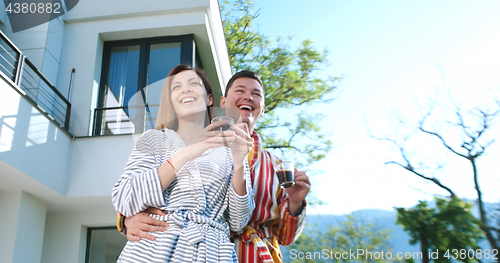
66, 134, 139, 197
63, 0, 210, 22
0, 191, 47, 263
12, 192, 47, 263
2, 17, 65, 87
0, 191, 22, 263
0, 76, 71, 195
204, 0, 232, 93
41, 18, 66, 86
41, 208, 118, 263
3, 22, 49, 69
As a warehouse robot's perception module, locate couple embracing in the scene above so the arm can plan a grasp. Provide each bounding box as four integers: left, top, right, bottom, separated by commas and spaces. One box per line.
113, 65, 310, 263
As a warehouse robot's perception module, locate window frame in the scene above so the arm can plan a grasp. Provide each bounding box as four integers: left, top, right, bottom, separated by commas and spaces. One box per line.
84, 226, 127, 263
93, 34, 198, 136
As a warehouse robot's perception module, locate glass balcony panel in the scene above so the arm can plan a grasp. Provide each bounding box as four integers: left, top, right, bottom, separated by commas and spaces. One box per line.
97, 105, 159, 135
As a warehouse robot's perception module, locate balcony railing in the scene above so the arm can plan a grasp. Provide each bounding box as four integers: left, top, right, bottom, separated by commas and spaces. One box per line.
0, 30, 71, 132
93, 105, 159, 136
0, 31, 22, 84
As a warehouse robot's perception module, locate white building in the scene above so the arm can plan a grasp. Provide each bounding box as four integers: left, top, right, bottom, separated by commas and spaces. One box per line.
0, 1, 231, 262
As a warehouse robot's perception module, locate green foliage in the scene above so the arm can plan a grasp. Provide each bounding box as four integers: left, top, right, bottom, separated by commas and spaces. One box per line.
220, 0, 265, 72
289, 223, 325, 263
289, 214, 393, 262
324, 215, 393, 263
396, 197, 483, 263
220, 0, 340, 166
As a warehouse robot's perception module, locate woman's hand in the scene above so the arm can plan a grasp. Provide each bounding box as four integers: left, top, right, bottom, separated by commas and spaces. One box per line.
183, 120, 235, 161
158, 121, 235, 190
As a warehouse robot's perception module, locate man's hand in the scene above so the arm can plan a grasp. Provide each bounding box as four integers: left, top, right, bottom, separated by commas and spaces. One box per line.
125, 207, 169, 241
229, 122, 253, 166
286, 168, 311, 215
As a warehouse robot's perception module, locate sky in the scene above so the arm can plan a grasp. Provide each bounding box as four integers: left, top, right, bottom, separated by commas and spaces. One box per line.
250, 0, 500, 215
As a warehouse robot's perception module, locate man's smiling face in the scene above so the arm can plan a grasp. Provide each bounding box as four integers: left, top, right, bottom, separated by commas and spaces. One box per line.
220, 77, 265, 133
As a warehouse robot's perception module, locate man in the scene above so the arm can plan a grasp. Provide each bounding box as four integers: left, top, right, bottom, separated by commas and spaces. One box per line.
118, 71, 310, 262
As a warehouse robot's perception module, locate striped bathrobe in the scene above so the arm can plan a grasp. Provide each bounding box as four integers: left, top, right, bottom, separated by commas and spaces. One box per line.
112, 128, 254, 263
232, 131, 306, 263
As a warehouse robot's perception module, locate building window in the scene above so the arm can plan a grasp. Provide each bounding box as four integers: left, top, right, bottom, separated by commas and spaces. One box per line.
85, 227, 127, 263
93, 34, 200, 136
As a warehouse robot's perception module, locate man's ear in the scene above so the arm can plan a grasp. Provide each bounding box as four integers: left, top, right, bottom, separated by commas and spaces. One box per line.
220, 96, 226, 108
260, 104, 265, 116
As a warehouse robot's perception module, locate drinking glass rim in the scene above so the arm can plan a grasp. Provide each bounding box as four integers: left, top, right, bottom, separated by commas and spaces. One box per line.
211, 116, 234, 123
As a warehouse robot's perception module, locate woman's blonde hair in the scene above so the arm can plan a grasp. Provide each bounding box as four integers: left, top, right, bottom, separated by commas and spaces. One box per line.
155, 64, 214, 130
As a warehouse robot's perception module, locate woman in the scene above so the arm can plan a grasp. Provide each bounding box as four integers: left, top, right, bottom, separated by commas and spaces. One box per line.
112, 64, 255, 262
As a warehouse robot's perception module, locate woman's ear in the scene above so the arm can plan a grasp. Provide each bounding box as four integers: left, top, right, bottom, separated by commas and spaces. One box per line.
207, 94, 214, 106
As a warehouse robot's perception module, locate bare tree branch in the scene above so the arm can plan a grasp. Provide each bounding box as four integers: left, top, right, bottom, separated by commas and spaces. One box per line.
368, 86, 500, 254
386, 161, 456, 197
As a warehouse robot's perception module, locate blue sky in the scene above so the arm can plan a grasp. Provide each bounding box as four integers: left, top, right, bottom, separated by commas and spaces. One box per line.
250, 0, 500, 214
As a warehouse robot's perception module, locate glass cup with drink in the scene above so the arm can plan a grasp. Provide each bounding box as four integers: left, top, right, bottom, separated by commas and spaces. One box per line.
275, 160, 295, 189
211, 116, 235, 146
211, 116, 234, 131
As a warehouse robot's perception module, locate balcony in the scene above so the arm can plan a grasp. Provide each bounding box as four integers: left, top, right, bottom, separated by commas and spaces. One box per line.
0, 30, 71, 134
93, 104, 159, 136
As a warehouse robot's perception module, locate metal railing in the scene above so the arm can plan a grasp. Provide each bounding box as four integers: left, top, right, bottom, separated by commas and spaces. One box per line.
93, 105, 159, 136
0, 30, 22, 84
0, 30, 71, 131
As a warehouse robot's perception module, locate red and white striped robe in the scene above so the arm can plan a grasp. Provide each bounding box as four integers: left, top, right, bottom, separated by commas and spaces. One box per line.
231, 131, 306, 263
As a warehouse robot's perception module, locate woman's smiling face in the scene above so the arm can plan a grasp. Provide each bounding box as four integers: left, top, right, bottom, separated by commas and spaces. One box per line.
170, 70, 213, 118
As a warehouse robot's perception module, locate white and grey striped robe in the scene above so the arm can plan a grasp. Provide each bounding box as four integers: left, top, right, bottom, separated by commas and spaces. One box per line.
112, 128, 254, 263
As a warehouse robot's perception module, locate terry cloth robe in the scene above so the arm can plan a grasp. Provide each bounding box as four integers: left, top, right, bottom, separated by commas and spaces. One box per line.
231, 131, 306, 263
112, 128, 254, 263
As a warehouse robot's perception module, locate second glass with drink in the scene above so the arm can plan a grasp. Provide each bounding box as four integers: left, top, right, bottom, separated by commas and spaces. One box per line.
275, 160, 295, 189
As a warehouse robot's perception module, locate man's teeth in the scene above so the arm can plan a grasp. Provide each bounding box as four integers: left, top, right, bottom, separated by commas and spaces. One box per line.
239, 105, 252, 110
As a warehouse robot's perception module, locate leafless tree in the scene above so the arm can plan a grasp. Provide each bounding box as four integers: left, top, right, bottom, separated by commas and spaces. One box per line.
369, 87, 500, 259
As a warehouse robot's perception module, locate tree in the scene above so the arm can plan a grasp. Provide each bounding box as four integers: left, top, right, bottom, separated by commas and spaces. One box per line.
219, 0, 341, 166
288, 213, 393, 263
371, 87, 500, 261
396, 197, 483, 263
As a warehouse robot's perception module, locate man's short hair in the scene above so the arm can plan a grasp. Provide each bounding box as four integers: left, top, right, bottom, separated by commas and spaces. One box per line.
224, 70, 263, 96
